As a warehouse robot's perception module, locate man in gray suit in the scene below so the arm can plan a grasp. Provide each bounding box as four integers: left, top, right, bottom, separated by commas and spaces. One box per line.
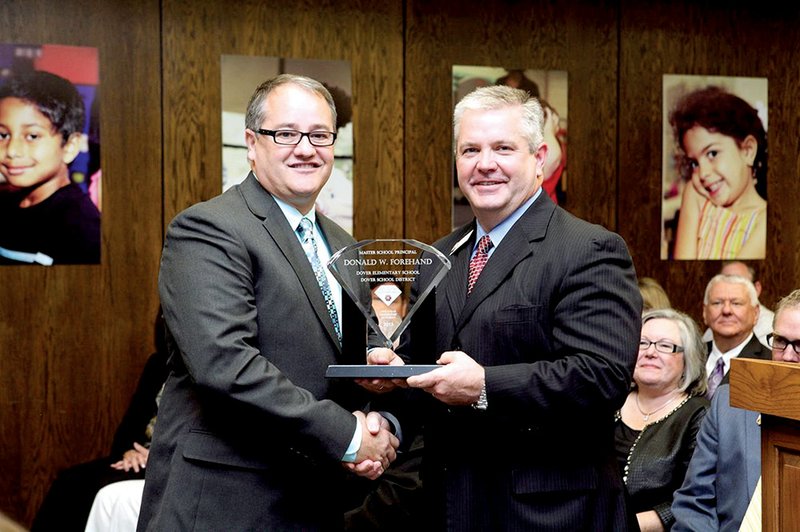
672, 288, 800, 531
138, 74, 398, 531
370, 85, 642, 530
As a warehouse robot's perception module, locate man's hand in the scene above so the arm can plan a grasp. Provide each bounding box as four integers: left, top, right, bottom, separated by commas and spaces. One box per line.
110, 442, 149, 472
406, 351, 484, 406
342, 411, 399, 480
355, 347, 409, 393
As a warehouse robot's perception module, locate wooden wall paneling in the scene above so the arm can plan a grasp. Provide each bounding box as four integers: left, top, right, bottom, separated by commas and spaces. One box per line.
762, 418, 800, 532
0, 0, 163, 527
161, 0, 405, 239
618, 0, 800, 320
404, 0, 620, 244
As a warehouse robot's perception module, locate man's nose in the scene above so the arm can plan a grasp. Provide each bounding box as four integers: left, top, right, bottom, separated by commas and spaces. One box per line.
476, 150, 497, 171
293, 135, 316, 155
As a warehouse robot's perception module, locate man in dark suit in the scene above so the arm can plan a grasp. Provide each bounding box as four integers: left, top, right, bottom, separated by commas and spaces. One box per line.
672, 288, 800, 531
370, 85, 642, 530
138, 74, 398, 531
702, 273, 772, 399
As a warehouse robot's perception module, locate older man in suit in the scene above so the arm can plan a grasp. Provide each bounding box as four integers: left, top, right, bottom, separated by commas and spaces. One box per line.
672, 288, 800, 531
370, 85, 642, 530
701, 261, 774, 347
138, 74, 398, 531
702, 274, 772, 399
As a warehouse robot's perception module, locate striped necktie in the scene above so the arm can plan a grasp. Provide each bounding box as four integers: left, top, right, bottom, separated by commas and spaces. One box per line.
297, 217, 341, 343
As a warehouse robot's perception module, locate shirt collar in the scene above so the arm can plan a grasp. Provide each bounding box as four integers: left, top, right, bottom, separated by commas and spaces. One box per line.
708, 332, 756, 373
272, 194, 316, 231
473, 187, 542, 254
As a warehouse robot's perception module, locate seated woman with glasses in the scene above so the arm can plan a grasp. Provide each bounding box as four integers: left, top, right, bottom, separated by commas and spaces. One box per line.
614, 308, 710, 532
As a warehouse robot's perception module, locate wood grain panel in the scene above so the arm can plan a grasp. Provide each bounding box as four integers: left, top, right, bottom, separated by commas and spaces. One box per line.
0, 1, 163, 526
619, 0, 800, 321
161, 0, 404, 239
404, 0, 619, 243
730, 358, 800, 422
762, 417, 800, 532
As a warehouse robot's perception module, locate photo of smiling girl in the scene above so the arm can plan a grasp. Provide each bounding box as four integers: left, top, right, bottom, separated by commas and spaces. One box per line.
662, 78, 767, 260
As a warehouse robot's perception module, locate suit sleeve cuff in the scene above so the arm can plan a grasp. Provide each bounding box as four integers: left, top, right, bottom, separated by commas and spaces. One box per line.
341, 414, 362, 462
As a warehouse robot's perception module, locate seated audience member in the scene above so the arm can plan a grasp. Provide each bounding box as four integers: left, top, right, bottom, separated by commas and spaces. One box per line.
84, 479, 145, 532
31, 315, 168, 532
615, 308, 709, 531
702, 273, 771, 399
702, 260, 773, 347
638, 277, 672, 311
672, 289, 800, 531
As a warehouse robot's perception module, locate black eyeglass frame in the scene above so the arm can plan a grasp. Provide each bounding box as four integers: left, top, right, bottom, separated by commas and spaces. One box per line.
638, 339, 685, 355
255, 128, 337, 147
766, 333, 800, 354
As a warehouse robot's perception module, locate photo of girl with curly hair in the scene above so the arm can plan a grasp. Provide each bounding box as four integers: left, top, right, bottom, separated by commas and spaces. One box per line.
662, 77, 767, 260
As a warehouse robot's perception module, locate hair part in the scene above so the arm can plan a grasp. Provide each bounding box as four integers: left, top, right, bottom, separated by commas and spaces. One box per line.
641, 308, 708, 396
244, 74, 337, 133
453, 84, 544, 155
0, 70, 85, 143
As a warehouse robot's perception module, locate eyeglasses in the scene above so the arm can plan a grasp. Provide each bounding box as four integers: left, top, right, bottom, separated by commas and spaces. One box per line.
256, 129, 337, 147
766, 333, 800, 354
639, 339, 685, 354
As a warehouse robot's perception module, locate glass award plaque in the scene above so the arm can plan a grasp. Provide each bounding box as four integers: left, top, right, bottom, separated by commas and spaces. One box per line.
325, 239, 450, 378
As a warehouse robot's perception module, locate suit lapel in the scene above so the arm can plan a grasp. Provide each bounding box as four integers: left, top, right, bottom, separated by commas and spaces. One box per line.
239, 173, 341, 349
442, 226, 473, 327
741, 335, 771, 360
453, 194, 555, 331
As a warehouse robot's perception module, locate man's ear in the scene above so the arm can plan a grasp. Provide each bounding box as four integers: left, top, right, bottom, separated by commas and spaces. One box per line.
61, 132, 83, 165
245, 129, 258, 165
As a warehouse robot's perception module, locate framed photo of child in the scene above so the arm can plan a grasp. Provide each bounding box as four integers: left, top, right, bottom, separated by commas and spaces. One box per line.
661, 74, 768, 260
0, 43, 101, 265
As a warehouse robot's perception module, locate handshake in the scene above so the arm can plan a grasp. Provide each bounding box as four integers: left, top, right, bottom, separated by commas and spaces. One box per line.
342, 410, 399, 480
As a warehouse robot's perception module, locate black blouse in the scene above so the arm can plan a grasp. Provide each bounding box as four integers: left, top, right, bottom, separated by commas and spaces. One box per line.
614, 395, 709, 529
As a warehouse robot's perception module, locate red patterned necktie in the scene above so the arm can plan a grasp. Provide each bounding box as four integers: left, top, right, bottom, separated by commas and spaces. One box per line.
467, 235, 493, 295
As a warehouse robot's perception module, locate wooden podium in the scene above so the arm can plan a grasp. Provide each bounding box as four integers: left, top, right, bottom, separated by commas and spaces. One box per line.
730, 358, 800, 532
